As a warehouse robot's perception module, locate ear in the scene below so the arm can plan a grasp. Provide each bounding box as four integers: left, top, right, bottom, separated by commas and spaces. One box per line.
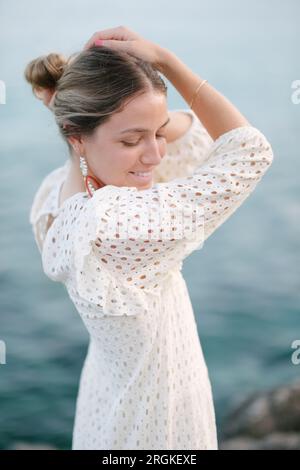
67, 135, 85, 155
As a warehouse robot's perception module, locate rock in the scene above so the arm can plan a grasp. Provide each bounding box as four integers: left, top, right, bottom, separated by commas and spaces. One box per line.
9, 442, 58, 450
220, 432, 300, 450
219, 380, 300, 450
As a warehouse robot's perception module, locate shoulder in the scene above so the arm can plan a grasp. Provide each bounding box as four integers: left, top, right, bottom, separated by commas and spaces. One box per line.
165, 109, 195, 143
29, 161, 70, 225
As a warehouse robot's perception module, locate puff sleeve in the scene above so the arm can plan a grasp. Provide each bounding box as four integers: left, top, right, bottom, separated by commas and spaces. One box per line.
29, 163, 69, 254
69, 124, 274, 317
152, 109, 214, 183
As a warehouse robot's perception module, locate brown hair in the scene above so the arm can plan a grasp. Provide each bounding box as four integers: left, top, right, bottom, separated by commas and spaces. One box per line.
24, 46, 168, 153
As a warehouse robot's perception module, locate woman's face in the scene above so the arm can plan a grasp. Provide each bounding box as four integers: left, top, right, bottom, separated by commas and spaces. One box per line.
75, 91, 170, 190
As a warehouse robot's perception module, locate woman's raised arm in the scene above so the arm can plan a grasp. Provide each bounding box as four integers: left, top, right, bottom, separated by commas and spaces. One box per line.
156, 47, 250, 141
85, 25, 250, 140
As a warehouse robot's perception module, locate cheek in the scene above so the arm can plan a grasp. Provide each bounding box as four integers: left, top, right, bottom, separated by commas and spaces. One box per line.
111, 148, 140, 171
85, 140, 112, 170
90, 148, 137, 180
89, 140, 167, 178
120, 140, 167, 166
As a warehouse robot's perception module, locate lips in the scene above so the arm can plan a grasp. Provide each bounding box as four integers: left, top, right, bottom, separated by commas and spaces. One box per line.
128, 171, 153, 182
129, 171, 152, 177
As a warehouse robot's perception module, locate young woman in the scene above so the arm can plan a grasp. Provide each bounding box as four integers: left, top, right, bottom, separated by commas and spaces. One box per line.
25, 26, 274, 450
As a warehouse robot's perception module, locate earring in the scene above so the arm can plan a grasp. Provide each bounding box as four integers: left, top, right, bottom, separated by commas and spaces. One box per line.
79, 155, 88, 177
79, 155, 105, 198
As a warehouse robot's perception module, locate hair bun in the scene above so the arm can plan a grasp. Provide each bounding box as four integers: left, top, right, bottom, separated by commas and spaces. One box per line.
24, 53, 68, 90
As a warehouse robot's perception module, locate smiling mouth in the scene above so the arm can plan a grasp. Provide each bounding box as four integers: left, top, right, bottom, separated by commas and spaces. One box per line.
129, 171, 152, 177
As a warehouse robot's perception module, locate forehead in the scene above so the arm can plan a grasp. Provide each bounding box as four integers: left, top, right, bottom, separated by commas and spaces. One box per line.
104, 91, 168, 133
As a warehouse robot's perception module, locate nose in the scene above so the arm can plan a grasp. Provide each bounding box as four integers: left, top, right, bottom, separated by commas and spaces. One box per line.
140, 139, 165, 166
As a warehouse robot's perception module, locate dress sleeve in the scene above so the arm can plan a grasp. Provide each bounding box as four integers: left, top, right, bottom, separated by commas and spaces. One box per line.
71, 124, 274, 316
29, 168, 60, 254
153, 108, 214, 183
29, 160, 70, 254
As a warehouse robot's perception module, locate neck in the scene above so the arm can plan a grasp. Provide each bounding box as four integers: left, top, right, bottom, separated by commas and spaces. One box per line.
68, 156, 86, 192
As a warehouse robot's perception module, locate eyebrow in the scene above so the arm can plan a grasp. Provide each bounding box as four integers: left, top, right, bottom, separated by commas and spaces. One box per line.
118, 116, 171, 134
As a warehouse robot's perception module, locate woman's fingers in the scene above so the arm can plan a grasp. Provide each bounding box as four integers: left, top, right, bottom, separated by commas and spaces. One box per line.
83, 25, 139, 50
83, 28, 120, 50
82, 26, 163, 70
95, 39, 137, 54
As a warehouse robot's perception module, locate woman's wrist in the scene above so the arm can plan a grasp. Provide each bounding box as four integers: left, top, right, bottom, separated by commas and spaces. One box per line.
155, 47, 205, 110
155, 47, 250, 141
155, 47, 182, 77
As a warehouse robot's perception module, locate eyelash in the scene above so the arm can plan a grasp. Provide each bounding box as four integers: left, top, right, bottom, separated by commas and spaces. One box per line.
122, 135, 166, 147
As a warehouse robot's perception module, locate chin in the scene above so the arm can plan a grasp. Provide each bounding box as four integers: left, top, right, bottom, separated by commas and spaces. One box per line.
136, 182, 153, 191
125, 174, 154, 190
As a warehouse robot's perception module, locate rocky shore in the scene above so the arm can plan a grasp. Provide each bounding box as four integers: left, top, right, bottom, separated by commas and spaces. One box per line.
219, 380, 300, 450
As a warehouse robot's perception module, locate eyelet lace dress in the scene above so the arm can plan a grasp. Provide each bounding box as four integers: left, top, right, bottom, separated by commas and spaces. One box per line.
29, 109, 274, 450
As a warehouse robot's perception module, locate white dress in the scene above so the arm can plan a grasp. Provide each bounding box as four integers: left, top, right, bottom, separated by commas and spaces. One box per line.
29, 109, 274, 450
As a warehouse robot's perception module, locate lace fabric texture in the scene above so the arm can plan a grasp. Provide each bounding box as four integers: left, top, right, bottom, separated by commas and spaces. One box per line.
29, 109, 273, 449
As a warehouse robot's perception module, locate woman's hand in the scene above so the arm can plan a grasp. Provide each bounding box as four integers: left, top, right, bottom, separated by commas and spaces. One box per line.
33, 86, 56, 109
83, 25, 166, 72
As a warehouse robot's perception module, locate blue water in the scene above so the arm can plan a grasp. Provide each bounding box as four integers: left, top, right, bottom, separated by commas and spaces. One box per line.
0, 0, 299, 449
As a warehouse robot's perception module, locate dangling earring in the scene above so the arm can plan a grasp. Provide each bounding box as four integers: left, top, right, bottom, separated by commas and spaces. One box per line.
79, 155, 105, 198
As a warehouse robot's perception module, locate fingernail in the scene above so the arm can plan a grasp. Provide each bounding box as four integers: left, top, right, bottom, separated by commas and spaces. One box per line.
95, 39, 104, 46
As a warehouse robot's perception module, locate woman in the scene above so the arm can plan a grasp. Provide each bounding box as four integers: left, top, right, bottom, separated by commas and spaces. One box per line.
25, 26, 274, 450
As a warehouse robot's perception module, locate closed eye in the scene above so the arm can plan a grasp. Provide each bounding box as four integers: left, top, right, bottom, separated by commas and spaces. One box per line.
122, 135, 166, 147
